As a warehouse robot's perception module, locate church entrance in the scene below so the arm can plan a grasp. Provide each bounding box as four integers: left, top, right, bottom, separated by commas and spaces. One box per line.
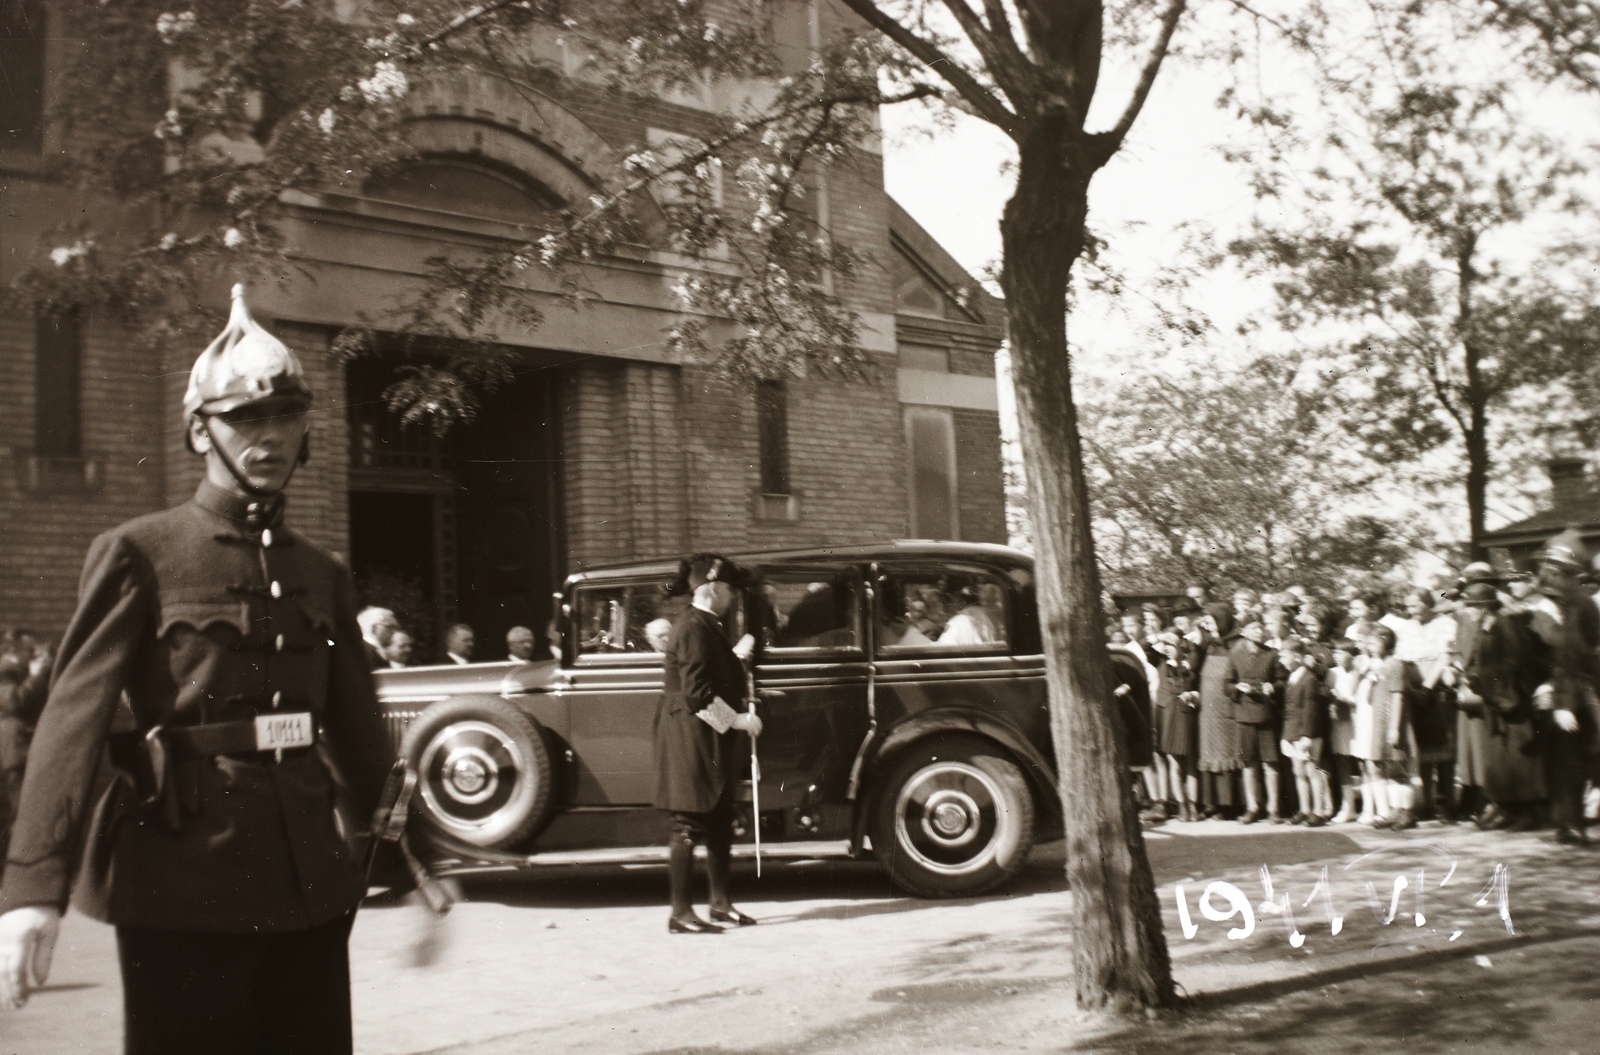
346, 351, 565, 664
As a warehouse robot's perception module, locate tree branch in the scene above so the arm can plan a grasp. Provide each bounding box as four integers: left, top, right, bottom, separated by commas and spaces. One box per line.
936, 0, 1038, 111
1104, 0, 1188, 148
835, 0, 1021, 137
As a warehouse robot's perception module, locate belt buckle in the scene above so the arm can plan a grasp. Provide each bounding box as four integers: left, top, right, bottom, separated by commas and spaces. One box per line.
254, 712, 314, 754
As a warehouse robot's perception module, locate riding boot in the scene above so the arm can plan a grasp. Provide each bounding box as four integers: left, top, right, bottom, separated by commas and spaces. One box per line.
668, 830, 697, 920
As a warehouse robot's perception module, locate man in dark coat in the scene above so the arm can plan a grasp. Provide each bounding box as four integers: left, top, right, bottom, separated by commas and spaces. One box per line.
654, 554, 762, 933
0, 286, 398, 1054
1524, 530, 1600, 844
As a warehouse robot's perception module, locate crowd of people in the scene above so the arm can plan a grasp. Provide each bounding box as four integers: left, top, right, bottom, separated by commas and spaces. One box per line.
1112, 529, 1600, 845
354, 609, 555, 670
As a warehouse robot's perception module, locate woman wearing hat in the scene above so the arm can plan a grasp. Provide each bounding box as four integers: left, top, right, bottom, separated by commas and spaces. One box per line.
654, 554, 763, 932
1446, 579, 1545, 830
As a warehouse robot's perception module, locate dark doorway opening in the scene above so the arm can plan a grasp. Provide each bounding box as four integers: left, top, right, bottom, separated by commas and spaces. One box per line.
345, 347, 565, 665
350, 491, 437, 589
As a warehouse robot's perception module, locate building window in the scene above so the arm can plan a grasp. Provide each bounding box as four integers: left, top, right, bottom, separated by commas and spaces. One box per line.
898, 342, 950, 372
1, 0, 46, 154
905, 406, 958, 539
35, 306, 83, 459
756, 380, 790, 496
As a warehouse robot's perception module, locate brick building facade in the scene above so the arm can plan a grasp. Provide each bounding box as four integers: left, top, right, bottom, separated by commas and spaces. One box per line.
0, 1, 1005, 658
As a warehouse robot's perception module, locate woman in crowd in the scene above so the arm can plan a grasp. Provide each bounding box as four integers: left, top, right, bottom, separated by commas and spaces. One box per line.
1448, 579, 1546, 831
1154, 629, 1201, 821
1196, 604, 1243, 818
1393, 587, 1459, 821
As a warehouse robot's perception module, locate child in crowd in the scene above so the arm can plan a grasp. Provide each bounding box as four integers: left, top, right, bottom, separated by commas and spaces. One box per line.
1353, 625, 1420, 829
1228, 618, 1283, 823
1326, 641, 1364, 823
1279, 636, 1333, 825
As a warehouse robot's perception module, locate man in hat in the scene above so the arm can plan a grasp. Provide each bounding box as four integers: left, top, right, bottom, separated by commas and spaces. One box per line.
1524, 529, 1600, 843
0, 286, 400, 1052
654, 553, 761, 933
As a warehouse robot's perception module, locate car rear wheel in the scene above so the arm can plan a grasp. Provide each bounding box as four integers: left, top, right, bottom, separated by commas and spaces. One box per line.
400, 697, 553, 849
871, 735, 1035, 898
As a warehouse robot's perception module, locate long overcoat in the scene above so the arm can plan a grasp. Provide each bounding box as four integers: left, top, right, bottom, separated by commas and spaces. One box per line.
653, 605, 748, 813
0, 481, 395, 933
1453, 607, 1545, 802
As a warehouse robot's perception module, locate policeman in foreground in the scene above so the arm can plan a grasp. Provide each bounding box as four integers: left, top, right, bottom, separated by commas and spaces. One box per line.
0, 286, 404, 1053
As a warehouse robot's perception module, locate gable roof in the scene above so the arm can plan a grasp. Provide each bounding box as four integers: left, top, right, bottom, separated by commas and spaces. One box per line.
887, 197, 1003, 331
1481, 491, 1600, 548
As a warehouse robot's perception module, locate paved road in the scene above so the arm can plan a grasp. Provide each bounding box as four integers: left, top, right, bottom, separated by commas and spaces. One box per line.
2, 821, 1596, 1054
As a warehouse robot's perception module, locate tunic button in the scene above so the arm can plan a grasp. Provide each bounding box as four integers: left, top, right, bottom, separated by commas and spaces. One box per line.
275, 634, 285, 652
270, 581, 283, 599
261, 528, 274, 548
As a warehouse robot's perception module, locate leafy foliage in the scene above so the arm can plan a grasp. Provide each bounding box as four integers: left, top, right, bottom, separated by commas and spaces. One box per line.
1082, 355, 1422, 596
1214, 10, 1599, 549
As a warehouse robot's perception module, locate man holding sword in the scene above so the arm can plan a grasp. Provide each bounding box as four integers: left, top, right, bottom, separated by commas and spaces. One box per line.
653, 554, 764, 934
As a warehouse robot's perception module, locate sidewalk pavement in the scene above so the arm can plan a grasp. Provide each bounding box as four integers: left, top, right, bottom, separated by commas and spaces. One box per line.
1, 817, 1595, 1055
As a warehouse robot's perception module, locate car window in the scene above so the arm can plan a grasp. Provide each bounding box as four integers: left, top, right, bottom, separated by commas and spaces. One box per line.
572, 582, 690, 656
758, 567, 861, 653
876, 568, 1009, 653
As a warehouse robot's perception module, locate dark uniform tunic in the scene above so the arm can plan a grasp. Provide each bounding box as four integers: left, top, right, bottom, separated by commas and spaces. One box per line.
1526, 594, 1600, 829
653, 605, 746, 814
0, 481, 395, 934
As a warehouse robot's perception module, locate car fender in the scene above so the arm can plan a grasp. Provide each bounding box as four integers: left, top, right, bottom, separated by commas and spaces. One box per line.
851, 708, 1060, 850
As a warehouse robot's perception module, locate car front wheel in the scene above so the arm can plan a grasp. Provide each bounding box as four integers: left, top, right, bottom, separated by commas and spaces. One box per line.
871, 735, 1035, 898
400, 697, 553, 849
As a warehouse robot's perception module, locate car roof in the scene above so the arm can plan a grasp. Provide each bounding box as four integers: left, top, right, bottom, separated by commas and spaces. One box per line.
564, 540, 1034, 588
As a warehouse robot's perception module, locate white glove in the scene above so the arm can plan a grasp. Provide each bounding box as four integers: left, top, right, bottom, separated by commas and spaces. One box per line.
0, 906, 61, 1009
733, 712, 763, 738
732, 633, 755, 662
1553, 709, 1579, 733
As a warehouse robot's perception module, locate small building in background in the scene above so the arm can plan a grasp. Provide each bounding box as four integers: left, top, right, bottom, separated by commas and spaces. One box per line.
1483, 457, 1600, 569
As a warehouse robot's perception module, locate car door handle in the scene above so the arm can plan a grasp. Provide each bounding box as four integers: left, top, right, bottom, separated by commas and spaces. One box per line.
757, 689, 786, 699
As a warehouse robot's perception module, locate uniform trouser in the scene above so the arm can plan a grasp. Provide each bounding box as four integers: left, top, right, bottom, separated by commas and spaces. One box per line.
1542, 731, 1590, 831
668, 792, 734, 918
117, 910, 356, 1055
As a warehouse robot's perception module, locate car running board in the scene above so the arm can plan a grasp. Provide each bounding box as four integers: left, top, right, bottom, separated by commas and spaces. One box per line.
429, 839, 859, 878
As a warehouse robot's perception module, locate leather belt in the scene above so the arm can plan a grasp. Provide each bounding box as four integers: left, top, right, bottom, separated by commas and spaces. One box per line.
166, 716, 317, 759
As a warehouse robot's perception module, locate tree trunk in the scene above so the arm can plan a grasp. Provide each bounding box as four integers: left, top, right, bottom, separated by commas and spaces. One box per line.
1001, 127, 1175, 1012
1465, 398, 1490, 560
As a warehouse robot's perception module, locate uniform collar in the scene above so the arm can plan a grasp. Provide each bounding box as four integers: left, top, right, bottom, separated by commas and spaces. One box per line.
194, 479, 286, 531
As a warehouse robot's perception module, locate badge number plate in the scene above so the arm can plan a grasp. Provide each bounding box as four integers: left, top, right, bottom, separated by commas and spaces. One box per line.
255, 712, 315, 751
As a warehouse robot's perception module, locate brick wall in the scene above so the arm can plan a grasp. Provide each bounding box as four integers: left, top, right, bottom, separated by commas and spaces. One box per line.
562, 356, 911, 569
953, 408, 1005, 545
562, 361, 689, 570
0, 314, 166, 639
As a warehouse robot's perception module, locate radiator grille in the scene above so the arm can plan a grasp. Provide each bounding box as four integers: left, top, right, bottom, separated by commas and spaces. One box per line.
385, 711, 419, 749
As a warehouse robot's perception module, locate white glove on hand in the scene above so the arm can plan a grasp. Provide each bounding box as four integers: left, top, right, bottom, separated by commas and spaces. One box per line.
733, 712, 764, 738
732, 634, 755, 662
0, 906, 60, 1009
1554, 709, 1580, 733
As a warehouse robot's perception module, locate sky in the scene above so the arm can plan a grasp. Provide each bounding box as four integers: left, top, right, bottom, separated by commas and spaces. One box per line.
876, 27, 1598, 554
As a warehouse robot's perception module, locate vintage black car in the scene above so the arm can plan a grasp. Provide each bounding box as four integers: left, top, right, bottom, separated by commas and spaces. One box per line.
379, 542, 1087, 898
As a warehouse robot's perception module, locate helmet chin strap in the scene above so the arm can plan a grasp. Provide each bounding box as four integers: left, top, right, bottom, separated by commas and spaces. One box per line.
201, 417, 308, 499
